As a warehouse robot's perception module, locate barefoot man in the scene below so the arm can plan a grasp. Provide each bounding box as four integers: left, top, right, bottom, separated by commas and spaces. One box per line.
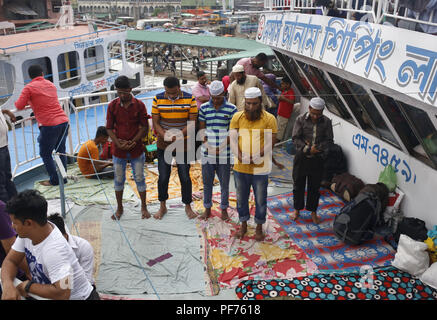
291, 97, 333, 224
230, 87, 278, 241
106, 76, 150, 220
198, 81, 237, 221
151, 76, 198, 220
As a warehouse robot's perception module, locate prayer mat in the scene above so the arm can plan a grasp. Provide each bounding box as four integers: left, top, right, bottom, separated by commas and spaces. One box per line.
126, 162, 217, 204
235, 266, 437, 300
195, 192, 318, 296
35, 164, 137, 206
267, 190, 395, 273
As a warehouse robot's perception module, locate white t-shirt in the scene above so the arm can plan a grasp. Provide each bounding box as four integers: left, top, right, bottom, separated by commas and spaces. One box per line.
68, 234, 95, 285
12, 222, 93, 300
0, 111, 8, 148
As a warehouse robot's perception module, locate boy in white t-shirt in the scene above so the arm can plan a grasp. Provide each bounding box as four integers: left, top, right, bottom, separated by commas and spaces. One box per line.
48, 213, 95, 285
0, 190, 99, 300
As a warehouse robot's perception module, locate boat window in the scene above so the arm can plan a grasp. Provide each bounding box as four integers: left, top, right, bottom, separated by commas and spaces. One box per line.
108, 41, 123, 73
399, 102, 437, 168
84, 45, 105, 81
0, 61, 15, 107
345, 80, 400, 148
57, 52, 81, 89
22, 57, 53, 84
273, 51, 312, 97
125, 41, 143, 65
296, 61, 354, 123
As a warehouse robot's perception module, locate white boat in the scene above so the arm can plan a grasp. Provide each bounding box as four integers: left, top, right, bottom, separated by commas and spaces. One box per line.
259, 0, 437, 229
0, 4, 144, 121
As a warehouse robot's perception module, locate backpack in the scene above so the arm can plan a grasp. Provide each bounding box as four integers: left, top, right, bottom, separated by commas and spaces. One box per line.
333, 192, 383, 246
322, 143, 348, 183
331, 173, 365, 201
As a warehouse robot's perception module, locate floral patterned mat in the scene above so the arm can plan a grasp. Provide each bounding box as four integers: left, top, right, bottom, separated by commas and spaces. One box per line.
194, 192, 318, 296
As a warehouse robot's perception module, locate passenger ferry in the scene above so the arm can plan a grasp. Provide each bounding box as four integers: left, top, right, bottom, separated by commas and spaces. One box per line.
1, 1, 437, 302
259, 0, 437, 229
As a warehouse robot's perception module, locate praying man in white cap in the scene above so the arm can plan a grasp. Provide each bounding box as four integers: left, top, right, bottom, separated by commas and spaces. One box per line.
291, 97, 333, 224
229, 87, 278, 241
228, 64, 272, 112
198, 81, 238, 220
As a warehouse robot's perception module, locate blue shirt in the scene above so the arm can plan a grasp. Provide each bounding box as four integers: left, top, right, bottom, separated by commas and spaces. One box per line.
198, 98, 237, 160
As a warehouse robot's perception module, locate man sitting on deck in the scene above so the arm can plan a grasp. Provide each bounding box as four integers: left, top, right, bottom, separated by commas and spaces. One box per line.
77, 126, 113, 179
1, 190, 99, 300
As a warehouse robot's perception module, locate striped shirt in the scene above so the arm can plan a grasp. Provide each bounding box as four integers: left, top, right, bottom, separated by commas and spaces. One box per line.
198, 99, 237, 160
152, 91, 198, 150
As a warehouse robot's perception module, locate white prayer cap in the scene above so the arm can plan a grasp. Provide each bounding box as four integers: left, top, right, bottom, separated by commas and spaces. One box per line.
232, 64, 245, 73
244, 87, 262, 99
208, 80, 224, 96
309, 97, 325, 110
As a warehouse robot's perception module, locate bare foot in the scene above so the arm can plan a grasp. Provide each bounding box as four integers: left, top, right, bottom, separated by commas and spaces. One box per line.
236, 222, 247, 239
311, 212, 321, 224
153, 205, 167, 220
185, 204, 198, 219
39, 180, 53, 186
255, 225, 265, 242
221, 209, 230, 221
141, 206, 151, 219
111, 208, 123, 220
200, 208, 211, 220
291, 210, 300, 221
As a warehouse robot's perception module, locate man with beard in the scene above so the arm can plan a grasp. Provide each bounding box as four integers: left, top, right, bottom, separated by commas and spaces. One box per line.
229, 87, 278, 241
106, 76, 149, 221
228, 64, 272, 112
231, 53, 280, 91
291, 97, 333, 224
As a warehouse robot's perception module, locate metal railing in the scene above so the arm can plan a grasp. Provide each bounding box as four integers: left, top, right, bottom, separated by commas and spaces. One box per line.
264, 0, 437, 31
8, 84, 192, 177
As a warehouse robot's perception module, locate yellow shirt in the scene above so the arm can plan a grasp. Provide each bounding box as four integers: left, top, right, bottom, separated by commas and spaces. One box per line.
77, 140, 99, 177
230, 110, 278, 175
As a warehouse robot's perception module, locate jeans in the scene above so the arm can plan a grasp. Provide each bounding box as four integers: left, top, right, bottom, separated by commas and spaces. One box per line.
202, 160, 231, 209
234, 171, 269, 225
38, 122, 69, 186
157, 148, 192, 204
113, 153, 146, 192
0, 146, 17, 203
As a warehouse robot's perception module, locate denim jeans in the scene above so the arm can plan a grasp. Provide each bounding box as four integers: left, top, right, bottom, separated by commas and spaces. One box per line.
234, 171, 269, 225
202, 160, 231, 209
157, 148, 192, 204
38, 122, 69, 186
113, 153, 146, 192
0, 146, 17, 203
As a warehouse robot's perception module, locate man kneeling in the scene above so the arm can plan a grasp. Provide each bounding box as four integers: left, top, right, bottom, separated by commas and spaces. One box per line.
77, 126, 114, 179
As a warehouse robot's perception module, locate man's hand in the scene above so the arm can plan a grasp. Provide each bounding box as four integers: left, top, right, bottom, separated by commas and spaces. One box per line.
3, 110, 16, 123
310, 145, 320, 155
16, 280, 29, 298
1, 283, 22, 300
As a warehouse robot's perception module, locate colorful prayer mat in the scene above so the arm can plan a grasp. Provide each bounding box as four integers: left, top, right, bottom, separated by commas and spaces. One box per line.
267, 189, 396, 272
235, 266, 437, 300
195, 192, 318, 296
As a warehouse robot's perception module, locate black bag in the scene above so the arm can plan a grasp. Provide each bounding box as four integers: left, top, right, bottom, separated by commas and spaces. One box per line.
322, 143, 348, 183
394, 217, 428, 243
333, 192, 382, 246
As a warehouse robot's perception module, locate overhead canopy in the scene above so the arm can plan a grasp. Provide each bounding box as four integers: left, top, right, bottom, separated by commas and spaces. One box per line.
127, 30, 268, 52
5, 3, 38, 16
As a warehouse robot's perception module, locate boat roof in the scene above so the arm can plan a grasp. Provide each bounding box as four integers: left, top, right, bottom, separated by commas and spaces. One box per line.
0, 25, 124, 54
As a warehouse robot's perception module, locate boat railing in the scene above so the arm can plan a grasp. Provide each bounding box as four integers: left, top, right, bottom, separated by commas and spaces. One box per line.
264, 0, 437, 31
0, 25, 127, 55
9, 85, 191, 178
